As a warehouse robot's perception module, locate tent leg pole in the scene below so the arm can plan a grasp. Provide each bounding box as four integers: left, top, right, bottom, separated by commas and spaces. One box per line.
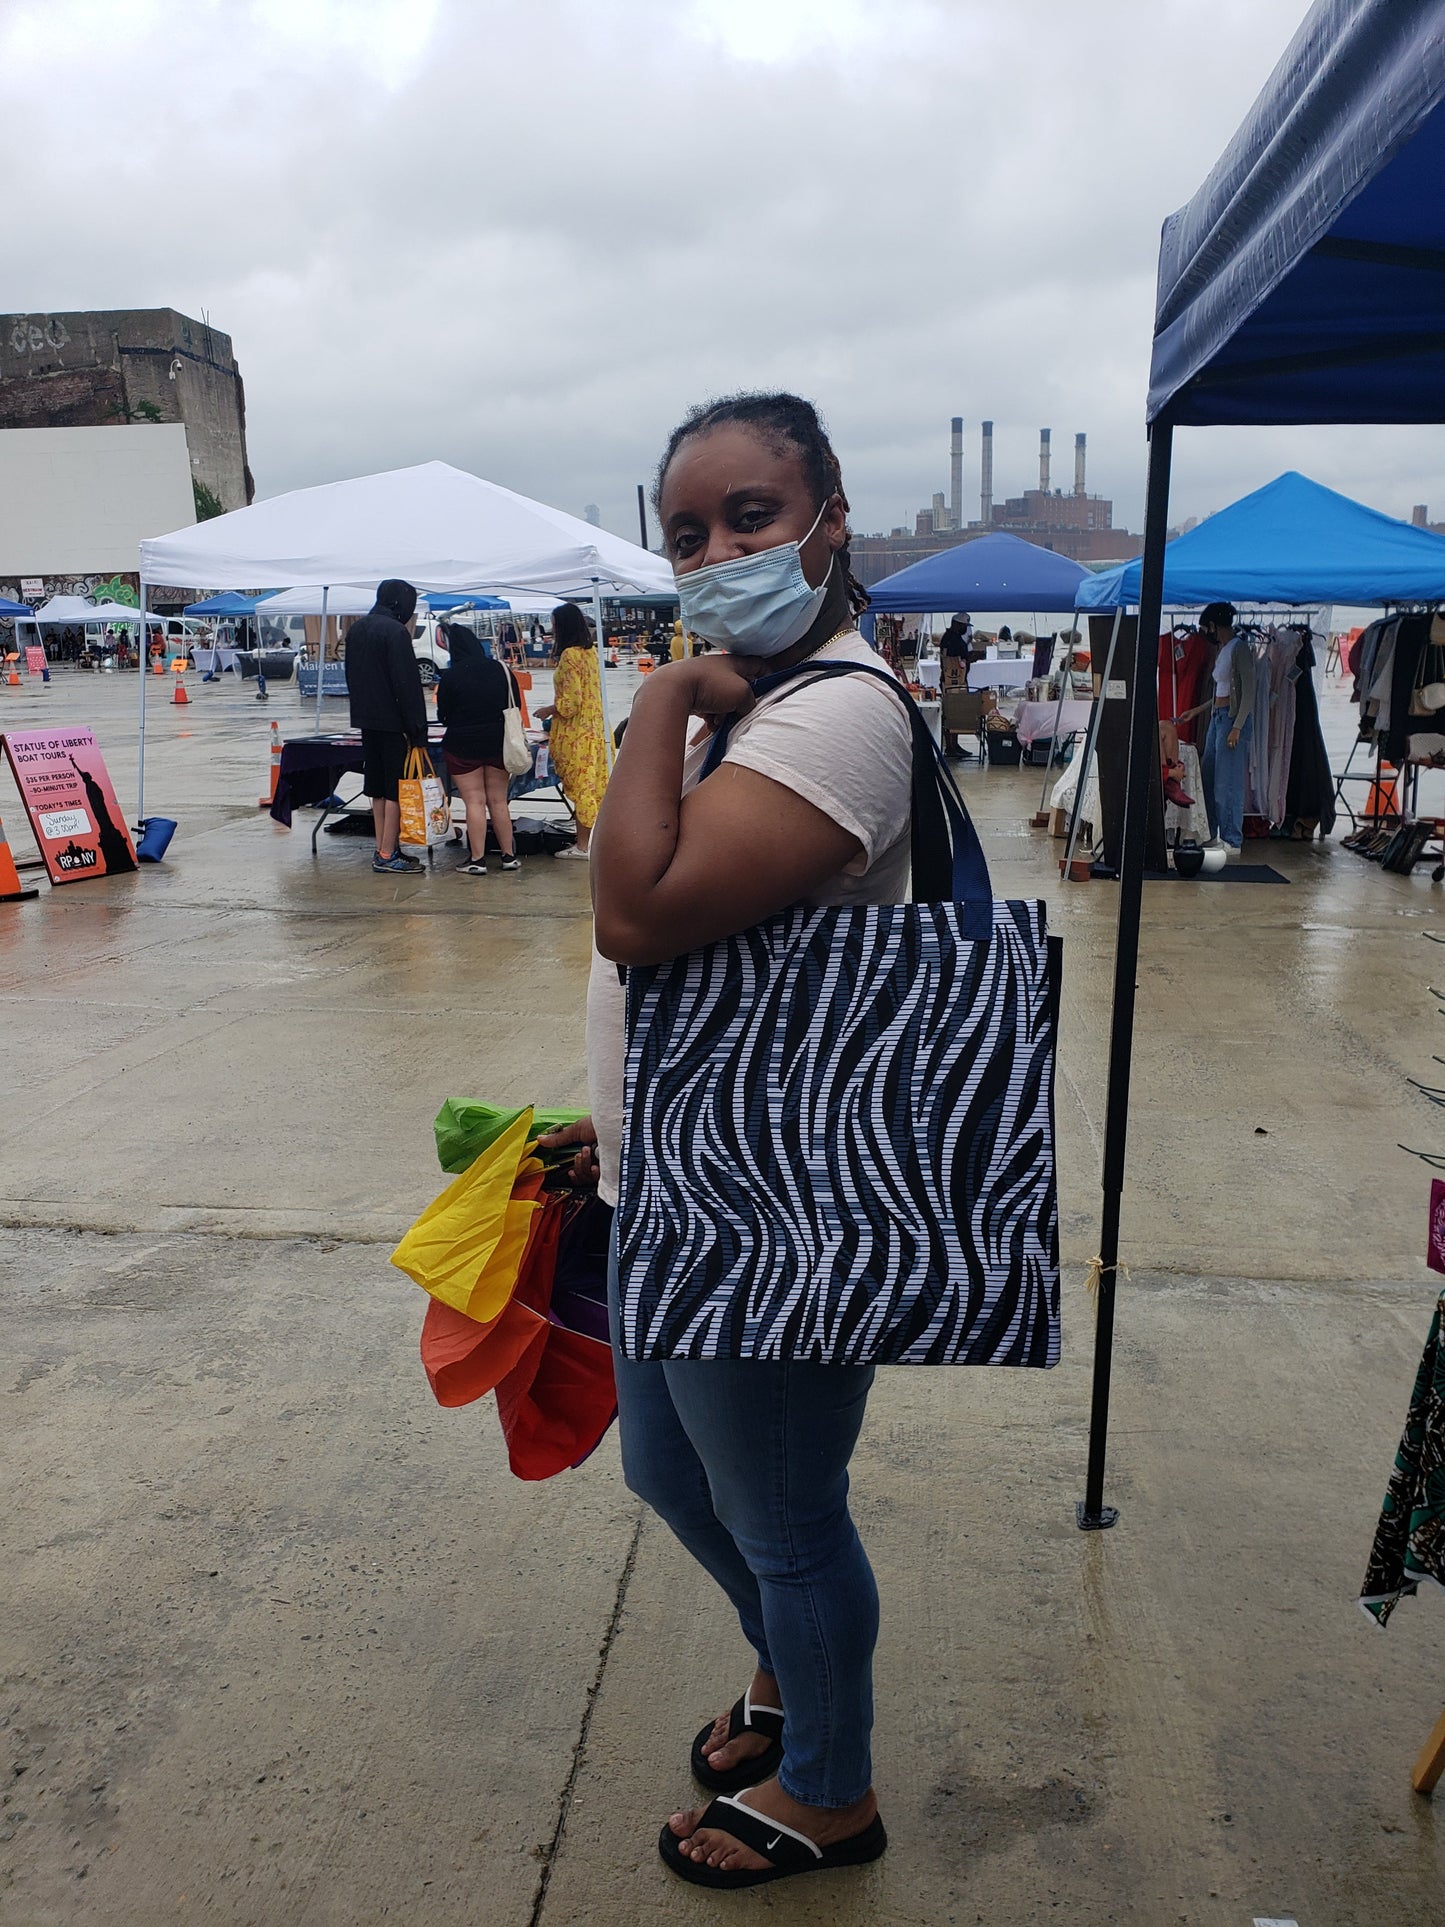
1061, 606, 1123, 877
136, 578, 148, 830
591, 584, 616, 771
1078, 416, 1173, 1532
314, 587, 329, 733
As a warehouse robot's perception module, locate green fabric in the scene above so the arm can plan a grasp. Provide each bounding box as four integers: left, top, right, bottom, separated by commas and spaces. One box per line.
433, 1098, 584, 1174
1360, 1289, 1445, 1626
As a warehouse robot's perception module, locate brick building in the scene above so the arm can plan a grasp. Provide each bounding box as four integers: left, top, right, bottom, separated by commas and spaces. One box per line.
0, 309, 253, 515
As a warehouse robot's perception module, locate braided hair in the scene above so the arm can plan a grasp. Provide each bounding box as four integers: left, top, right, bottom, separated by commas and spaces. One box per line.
653, 391, 870, 619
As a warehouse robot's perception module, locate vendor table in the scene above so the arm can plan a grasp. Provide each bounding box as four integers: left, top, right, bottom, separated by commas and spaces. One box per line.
269, 729, 561, 849
1014, 698, 1093, 746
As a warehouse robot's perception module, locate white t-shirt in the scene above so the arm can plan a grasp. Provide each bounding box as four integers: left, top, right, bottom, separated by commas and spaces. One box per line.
1212, 638, 1235, 699
585, 630, 913, 1205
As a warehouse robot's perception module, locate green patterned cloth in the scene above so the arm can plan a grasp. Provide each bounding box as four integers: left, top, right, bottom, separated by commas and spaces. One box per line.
1360, 1289, 1445, 1626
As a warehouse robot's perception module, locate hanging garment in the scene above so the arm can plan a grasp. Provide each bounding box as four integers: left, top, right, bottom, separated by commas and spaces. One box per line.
615, 662, 1061, 1368
1386, 614, 1432, 766
1284, 635, 1336, 834
1158, 628, 1212, 744
1359, 1288, 1445, 1626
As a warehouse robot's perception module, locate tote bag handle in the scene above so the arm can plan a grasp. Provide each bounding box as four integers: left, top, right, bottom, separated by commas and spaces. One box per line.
699, 660, 993, 931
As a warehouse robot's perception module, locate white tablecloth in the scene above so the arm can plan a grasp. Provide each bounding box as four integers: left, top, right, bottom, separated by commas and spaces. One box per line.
968, 658, 1032, 691
1014, 698, 1093, 746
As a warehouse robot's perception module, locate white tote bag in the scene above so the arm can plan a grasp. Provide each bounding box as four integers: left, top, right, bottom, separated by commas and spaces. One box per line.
502, 669, 532, 777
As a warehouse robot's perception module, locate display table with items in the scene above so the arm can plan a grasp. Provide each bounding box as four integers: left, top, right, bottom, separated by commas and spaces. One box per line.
269, 727, 562, 850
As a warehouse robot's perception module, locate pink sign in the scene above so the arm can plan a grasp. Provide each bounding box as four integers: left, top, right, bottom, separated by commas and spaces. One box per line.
0, 728, 136, 883
1429, 1179, 1445, 1275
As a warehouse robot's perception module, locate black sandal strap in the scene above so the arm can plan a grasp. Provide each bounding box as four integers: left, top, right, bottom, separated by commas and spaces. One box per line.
700, 1795, 820, 1871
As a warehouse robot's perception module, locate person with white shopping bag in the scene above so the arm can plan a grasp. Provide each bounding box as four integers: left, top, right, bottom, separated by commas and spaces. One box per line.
435, 623, 527, 875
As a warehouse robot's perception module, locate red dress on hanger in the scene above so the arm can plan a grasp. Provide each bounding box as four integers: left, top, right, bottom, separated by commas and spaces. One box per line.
1158, 629, 1212, 744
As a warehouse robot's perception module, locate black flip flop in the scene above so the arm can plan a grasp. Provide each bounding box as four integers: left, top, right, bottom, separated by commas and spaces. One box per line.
659, 1790, 888, 1889
690, 1692, 784, 1793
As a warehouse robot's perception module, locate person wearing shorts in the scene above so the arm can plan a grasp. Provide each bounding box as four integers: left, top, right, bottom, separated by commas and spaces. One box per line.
344, 579, 428, 873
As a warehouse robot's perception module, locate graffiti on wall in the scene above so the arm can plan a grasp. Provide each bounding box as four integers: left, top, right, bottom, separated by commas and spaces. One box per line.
7, 316, 70, 356
0, 573, 139, 607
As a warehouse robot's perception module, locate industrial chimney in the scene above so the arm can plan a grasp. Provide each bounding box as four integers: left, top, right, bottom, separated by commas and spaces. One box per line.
1073, 433, 1086, 497
1039, 429, 1051, 494
950, 417, 963, 531
980, 420, 994, 525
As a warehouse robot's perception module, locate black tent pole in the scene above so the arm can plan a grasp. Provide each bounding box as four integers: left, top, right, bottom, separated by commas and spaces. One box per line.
1077, 415, 1174, 1531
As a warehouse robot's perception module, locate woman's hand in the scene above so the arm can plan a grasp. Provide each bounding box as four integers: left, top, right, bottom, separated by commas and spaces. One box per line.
642, 652, 767, 732
534, 703, 557, 721
537, 1115, 600, 1186
1228, 727, 1240, 750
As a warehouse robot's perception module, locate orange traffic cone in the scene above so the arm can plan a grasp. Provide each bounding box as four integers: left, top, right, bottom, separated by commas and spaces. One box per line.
0, 808, 39, 902
258, 720, 282, 807
172, 672, 190, 704
4, 652, 19, 687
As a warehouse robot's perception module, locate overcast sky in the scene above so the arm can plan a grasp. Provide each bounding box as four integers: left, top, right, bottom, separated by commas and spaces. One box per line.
7, 0, 1439, 543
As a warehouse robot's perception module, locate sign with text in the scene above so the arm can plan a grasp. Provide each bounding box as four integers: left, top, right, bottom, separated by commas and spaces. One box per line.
0, 729, 136, 884
24, 647, 45, 677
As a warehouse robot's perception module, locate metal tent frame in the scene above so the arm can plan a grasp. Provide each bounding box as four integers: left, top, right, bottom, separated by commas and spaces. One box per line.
1080, 0, 1445, 1530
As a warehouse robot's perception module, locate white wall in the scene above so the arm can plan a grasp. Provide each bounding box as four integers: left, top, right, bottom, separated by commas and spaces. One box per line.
0, 424, 196, 574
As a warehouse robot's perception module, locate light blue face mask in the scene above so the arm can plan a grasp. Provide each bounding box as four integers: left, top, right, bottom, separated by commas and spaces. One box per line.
674, 498, 832, 656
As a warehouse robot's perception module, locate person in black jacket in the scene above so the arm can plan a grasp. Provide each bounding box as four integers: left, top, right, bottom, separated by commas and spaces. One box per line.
436, 623, 522, 875
345, 579, 428, 873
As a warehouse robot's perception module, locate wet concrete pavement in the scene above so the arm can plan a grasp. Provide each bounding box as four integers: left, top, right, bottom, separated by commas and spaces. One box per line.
2, 667, 1443, 1923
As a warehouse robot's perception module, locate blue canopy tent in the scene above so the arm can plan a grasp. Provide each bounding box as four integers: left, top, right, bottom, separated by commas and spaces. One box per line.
182, 592, 270, 616
868, 531, 1090, 613
1079, 471, 1445, 608
0, 597, 33, 618
1082, 0, 1445, 1532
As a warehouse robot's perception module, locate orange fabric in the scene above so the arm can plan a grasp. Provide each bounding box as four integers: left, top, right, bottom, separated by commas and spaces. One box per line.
419, 1194, 563, 1406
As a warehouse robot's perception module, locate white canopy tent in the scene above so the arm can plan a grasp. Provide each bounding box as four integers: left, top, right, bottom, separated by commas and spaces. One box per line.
135, 461, 674, 816
30, 595, 142, 624
255, 586, 376, 617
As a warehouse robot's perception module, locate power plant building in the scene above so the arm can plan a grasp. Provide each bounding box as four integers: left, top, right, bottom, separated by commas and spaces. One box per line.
851, 417, 1140, 589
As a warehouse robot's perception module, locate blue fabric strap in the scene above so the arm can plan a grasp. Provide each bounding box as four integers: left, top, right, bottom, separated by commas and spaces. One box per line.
699, 659, 993, 929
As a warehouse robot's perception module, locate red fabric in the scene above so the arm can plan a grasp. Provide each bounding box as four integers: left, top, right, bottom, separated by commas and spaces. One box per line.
1158, 629, 1212, 744
419, 1190, 562, 1407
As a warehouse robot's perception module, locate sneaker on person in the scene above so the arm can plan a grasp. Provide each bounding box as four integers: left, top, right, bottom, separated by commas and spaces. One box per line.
555, 845, 589, 861
1224, 843, 1243, 856
456, 858, 488, 875
373, 850, 421, 873
499, 854, 521, 872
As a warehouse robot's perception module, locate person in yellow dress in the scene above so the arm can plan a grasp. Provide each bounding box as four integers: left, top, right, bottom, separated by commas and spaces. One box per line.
536, 603, 608, 857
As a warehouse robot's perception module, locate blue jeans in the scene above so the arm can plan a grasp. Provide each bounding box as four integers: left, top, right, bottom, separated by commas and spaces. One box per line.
1202, 706, 1252, 847
608, 1241, 878, 1807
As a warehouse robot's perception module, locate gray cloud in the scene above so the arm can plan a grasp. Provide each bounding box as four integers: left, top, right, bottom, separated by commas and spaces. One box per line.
9, 0, 1442, 545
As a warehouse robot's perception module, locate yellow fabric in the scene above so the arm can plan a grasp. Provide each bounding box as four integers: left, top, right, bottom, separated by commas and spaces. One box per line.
390, 1109, 540, 1320
550, 647, 609, 830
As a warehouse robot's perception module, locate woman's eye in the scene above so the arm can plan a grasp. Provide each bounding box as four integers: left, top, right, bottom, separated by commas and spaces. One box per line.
735, 508, 774, 532
672, 528, 704, 557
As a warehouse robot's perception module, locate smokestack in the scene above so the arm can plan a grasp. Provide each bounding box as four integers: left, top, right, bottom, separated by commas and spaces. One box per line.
950, 417, 963, 531
1073, 433, 1086, 497
1413, 504, 1429, 527
1039, 428, 1051, 494
980, 420, 994, 525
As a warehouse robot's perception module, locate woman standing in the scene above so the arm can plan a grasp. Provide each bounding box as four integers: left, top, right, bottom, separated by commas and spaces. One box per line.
542, 393, 910, 1889
435, 623, 521, 876
535, 603, 608, 859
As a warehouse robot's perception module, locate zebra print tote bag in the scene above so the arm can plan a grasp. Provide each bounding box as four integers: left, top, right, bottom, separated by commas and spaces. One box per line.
615, 662, 1060, 1368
